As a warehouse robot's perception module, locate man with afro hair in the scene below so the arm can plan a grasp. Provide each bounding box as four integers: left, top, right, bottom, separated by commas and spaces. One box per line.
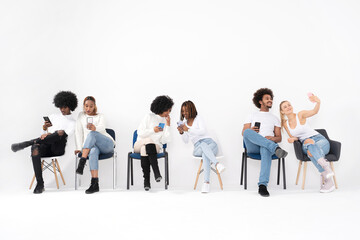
11, 91, 78, 194
242, 88, 288, 197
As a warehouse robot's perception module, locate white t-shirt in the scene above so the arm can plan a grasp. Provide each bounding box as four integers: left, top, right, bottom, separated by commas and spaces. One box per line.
245, 111, 281, 137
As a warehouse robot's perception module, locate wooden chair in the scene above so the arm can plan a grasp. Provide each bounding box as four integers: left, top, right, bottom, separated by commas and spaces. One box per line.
193, 155, 224, 190
29, 156, 65, 189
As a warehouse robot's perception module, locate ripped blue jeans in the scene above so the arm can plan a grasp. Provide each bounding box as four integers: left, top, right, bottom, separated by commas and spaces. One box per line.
302, 134, 330, 173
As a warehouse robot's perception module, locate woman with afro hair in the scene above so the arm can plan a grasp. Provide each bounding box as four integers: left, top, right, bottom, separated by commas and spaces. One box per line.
134, 95, 174, 191
11, 91, 78, 194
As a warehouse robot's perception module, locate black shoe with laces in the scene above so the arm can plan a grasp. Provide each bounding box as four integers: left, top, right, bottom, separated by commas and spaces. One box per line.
258, 184, 270, 197
33, 183, 45, 194
85, 178, 99, 194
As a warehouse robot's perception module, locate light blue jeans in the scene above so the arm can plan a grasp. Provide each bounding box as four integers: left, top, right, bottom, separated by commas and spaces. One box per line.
243, 129, 279, 186
193, 138, 218, 183
302, 134, 330, 173
83, 131, 114, 170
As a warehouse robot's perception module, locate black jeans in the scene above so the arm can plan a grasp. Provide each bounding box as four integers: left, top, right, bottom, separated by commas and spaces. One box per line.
31, 131, 67, 185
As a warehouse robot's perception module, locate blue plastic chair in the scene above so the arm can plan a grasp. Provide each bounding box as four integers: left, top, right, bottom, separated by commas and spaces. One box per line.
127, 130, 169, 190
75, 128, 117, 190
240, 142, 286, 190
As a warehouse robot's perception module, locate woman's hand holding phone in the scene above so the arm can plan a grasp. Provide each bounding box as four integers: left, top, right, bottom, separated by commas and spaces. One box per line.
74, 150, 81, 155
87, 123, 96, 131
154, 126, 163, 133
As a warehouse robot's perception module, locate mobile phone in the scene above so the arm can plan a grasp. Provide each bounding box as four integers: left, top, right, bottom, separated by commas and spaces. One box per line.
87, 117, 93, 124
43, 116, 52, 125
255, 122, 261, 129
177, 121, 183, 127
158, 123, 165, 129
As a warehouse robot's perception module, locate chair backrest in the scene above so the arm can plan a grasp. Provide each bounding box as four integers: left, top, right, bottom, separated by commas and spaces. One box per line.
133, 130, 167, 149
315, 129, 329, 140
106, 128, 116, 141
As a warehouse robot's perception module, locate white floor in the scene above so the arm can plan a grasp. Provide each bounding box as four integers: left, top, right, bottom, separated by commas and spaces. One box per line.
1, 184, 358, 240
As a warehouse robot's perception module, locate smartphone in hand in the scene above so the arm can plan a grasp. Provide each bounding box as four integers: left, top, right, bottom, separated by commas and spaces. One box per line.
177, 121, 183, 127
255, 122, 261, 129
87, 117, 93, 124
43, 116, 52, 125
158, 123, 165, 129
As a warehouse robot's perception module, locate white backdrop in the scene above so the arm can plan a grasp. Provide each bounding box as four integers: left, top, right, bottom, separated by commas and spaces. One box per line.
1, 0, 359, 192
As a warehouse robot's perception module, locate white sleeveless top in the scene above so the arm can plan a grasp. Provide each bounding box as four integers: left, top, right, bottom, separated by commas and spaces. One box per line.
287, 115, 318, 142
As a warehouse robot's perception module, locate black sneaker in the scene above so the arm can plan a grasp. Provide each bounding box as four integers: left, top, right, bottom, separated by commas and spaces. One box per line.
144, 180, 151, 191
155, 176, 162, 182
258, 184, 270, 197
275, 147, 288, 158
33, 184, 45, 194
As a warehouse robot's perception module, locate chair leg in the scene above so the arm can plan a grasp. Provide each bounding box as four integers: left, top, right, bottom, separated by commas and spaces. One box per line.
55, 159, 66, 185
277, 158, 281, 185
52, 159, 59, 189
127, 154, 131, 190
165, 156, 168, 190
296, 161, 302, 185
131, 158, 134, 186
302, 162, 307, 190
166, 155, 169, 185
244, 155, 247, 190
29, 160, 44, 190
75, 155, 78, 190
216, 169, 224, 190
113, 154, 117, 189
330, 162, 338, 189
194, 160, 203, 190
240, 153, 244, 185
282, 158, 286, 189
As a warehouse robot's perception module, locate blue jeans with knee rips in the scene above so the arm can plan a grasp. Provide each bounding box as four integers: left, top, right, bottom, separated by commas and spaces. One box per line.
83, 131, 114, 170
243, 129, 279, 186
302, 134, 330, 173
193, 138, 218, 183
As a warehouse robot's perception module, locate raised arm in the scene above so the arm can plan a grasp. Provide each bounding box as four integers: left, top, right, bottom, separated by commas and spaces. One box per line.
298, 96, 321, 120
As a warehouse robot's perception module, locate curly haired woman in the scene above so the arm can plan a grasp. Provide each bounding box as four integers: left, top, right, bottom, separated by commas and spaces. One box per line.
134, 95, 174, 191
11, 91, 78, 194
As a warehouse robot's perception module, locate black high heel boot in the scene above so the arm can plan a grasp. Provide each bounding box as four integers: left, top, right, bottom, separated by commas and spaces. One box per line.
85, 178, 99, 194
141, 156, 151, 191
146, 144, 162, 182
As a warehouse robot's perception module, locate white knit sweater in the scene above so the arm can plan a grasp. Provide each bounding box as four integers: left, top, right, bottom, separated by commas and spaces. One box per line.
75, 112, 114, 151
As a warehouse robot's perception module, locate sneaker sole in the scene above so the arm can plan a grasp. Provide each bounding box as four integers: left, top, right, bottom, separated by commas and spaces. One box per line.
320, 185, 335, 193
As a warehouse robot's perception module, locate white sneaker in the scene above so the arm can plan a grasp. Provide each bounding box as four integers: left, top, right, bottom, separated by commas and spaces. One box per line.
201, 183, 210, 193
213, 163, 226, 174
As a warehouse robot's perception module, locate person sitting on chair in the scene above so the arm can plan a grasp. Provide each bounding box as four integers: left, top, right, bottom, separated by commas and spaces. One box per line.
11, 91, 78, 194
177, 100, 225, 193
135, 95, 173, 191
242, 88, 288, 197
75, 96, 115, 194
279, 94, 335, 193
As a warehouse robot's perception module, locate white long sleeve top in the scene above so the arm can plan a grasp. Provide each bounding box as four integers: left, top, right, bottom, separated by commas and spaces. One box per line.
75, 112, 114, 150
181, 116, 211, 145
136, 113, 171, 149
41, 113, 75, 136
